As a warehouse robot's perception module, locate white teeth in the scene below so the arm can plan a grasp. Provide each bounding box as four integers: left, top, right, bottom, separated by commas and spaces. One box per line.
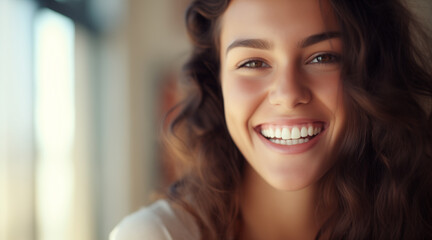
281, 127, 290, 140
261, 125, 323, 141
268, 128, 275, 138
291, 127, 300, 139
308, 126, 314, 136
275, 128, 281, 138
300, 127, 308, 137
270, 138, 307, 146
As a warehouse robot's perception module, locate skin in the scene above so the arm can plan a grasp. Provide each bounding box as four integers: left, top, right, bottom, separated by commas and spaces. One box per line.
219, 0, 344, 239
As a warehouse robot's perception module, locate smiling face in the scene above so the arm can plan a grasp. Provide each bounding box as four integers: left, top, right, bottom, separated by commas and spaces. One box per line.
220, 0, 345, 191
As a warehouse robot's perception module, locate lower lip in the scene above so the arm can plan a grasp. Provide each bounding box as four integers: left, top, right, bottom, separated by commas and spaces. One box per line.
256, 129, 325, 154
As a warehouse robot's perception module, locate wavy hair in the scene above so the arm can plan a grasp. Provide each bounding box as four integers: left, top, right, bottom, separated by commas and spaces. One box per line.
164, 0, 432, 239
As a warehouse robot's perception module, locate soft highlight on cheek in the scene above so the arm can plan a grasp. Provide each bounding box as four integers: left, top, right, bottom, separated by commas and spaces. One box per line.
230, 76, 268, 93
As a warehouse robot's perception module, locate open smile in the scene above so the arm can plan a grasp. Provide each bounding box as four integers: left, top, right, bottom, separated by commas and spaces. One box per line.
254, 121, 327, 153
260, 123, 324, 146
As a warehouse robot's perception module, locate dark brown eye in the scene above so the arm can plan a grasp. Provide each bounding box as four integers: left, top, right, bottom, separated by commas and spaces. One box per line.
309, 53, 340, 64
239, 60, 270, 69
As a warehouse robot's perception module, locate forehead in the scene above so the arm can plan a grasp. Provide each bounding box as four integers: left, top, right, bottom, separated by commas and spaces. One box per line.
220, 0, 339, 50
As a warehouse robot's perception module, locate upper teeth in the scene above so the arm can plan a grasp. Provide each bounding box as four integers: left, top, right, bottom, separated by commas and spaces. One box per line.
260, 125, 322, 140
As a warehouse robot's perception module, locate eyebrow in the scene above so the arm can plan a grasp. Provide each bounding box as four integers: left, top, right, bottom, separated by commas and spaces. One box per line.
299, 31, 341, 48
225, 31, 341, 54
226, 38, 272, 54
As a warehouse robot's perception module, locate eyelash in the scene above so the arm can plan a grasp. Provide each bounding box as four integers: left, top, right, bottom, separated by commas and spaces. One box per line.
237, 58, 271, 69
236, 53, 341, 69
307, 53, 341, 64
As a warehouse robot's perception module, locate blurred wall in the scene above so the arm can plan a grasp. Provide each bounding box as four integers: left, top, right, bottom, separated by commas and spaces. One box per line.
92, 0, 191, 239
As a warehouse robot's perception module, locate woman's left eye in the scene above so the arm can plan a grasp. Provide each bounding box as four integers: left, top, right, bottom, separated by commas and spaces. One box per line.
308, 53, 340, 64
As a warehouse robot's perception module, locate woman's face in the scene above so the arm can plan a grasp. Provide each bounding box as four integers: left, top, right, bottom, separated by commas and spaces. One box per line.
220, 0, 345, 191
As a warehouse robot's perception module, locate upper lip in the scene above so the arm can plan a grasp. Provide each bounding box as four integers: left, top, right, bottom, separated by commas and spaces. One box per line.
254, 118, 327, 130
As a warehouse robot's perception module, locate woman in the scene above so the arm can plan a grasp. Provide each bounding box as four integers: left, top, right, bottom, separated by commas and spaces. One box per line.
111, 0, 432, 239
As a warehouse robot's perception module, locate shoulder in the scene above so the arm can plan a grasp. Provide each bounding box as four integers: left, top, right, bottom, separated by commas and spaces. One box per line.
109, 199, 200, 240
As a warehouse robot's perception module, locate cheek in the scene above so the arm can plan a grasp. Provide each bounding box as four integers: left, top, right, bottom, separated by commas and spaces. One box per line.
314, 75, 346, 144
222, 75, 268, 102
222, 75, 268, 136
222, 75, 267, 111
312, 73, 344, 115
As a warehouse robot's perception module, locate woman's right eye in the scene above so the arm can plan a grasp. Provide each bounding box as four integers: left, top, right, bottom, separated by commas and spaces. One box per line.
237, 59, 271, 69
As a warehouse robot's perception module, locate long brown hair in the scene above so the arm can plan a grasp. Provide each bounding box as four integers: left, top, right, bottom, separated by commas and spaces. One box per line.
164, 0, 432, 239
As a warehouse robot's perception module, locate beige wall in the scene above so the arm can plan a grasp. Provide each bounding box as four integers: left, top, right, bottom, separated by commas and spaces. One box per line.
94, 1, 191, 239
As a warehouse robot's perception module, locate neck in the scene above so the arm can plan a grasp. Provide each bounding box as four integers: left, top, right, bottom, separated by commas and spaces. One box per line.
239, 166, 329, 240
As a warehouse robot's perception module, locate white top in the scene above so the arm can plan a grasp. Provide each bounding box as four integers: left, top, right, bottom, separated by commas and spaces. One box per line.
110, 199, 200, 240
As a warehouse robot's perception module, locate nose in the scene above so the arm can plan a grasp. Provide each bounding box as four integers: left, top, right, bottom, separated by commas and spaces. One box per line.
268, 67, 311, 109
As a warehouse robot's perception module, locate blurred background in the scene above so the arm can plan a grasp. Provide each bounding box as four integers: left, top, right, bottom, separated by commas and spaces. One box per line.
1, 0, 190, 239
0, 0, 431, 240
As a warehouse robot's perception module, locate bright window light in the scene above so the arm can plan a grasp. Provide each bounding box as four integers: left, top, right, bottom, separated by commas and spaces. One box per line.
34, 9, 75, 240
